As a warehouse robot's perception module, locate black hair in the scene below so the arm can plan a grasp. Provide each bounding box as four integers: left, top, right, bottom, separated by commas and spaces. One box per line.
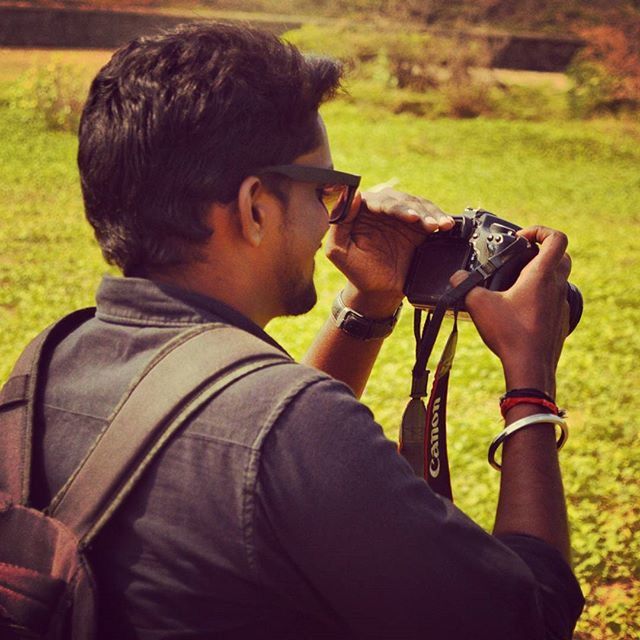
77, 22, 343, 274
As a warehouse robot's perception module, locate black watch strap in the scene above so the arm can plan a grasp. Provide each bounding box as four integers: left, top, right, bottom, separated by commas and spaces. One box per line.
331, 292, 402, 341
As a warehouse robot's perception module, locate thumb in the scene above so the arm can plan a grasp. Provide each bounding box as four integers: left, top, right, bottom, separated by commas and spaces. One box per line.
449, 270, 470, 288
328, 191, 362, 255
342, 191, 363, 224
449, 269, 493, 312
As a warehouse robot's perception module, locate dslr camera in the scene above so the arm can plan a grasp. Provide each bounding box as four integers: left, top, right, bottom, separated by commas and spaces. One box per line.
404, 208, 583, 332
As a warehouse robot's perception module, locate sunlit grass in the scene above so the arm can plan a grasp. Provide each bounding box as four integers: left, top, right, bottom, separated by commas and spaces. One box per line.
1, 60, 638, 638
0, 48, 113, 82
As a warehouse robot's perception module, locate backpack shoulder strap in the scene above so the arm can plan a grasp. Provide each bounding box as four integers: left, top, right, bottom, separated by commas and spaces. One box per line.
0, 308, 96, 504
48, 323, 290, 548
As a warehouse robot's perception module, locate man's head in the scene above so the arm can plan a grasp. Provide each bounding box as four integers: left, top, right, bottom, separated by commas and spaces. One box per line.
78, 22, 343, 275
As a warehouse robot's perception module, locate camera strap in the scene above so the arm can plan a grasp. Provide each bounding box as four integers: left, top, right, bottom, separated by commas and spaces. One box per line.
399, 271, 484, 500
423, 310, 457, 499
399, 241, 528, 499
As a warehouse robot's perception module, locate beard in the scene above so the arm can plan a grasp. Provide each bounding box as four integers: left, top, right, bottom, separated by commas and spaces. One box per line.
273, 199, 321, 317
276, 251, 318, 317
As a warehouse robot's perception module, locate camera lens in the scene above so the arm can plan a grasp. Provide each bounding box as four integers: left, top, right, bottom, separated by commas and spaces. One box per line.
567, 283, 583, 334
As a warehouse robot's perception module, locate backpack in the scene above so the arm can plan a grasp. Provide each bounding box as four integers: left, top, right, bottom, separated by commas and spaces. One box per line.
0, 309, 290, 638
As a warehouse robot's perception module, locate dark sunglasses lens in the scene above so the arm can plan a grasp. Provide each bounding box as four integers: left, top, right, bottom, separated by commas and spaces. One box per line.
322, 185, 352, 223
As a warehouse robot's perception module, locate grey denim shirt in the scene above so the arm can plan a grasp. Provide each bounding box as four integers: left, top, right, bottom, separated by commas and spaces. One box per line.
33, 276, 583, 639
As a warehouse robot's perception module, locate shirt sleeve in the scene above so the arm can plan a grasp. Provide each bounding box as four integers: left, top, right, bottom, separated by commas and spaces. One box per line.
252, 376, 584, 639
496, 534, 584, 640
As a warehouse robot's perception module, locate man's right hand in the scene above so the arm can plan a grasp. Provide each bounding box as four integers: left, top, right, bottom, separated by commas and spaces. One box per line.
450, 225, 572, 397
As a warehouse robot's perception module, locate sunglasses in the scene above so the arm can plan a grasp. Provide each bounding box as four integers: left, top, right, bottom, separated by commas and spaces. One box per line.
258, 164, 361, 223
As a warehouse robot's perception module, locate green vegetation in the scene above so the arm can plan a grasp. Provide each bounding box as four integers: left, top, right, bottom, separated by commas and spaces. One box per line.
3, 18, 637, 124
5, 61, 88, 132
1, 50, 639, 639
84, 0, 640, 34
285, 21, 574, 121
284, 19, 640, 120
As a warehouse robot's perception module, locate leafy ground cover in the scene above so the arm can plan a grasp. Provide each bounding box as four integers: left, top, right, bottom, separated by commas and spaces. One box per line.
0, 51, 639, 638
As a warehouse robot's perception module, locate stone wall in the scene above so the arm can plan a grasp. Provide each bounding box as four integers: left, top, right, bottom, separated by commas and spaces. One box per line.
488, 33, 584, 72
428, 28, 584, 72
0, 6, 300, 49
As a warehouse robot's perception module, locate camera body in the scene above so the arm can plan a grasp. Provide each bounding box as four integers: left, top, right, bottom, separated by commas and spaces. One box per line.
405, 208, 536, 311
404, 208, 583, 331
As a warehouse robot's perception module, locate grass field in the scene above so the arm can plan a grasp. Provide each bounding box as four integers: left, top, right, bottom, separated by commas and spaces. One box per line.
0, 48, 639, 638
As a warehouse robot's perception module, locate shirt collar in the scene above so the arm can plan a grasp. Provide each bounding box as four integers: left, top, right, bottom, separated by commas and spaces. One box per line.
95, 275, 287, 354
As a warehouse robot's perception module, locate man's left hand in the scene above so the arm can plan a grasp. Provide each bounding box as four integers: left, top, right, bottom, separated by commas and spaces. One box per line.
325, 187, 453, 316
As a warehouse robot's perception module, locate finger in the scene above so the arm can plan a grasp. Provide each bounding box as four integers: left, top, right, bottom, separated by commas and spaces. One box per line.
517, 224, 568, 244
361, 188, 436, 215
383, 202, 446, 231
361, 190, 454, 231
367, 179, 400, 193
517, 225, 568, 270
558, 252, 572, 280
410, 206, 455, 232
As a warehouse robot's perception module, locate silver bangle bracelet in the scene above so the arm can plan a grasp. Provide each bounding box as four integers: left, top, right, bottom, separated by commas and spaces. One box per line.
488, 413, 569, 471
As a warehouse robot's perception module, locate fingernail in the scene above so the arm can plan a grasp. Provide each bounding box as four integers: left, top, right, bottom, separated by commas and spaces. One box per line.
425, 216, 437, 225
407, 208, 420, 217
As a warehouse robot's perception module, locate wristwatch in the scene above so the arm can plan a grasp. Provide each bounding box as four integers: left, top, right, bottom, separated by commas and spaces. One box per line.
331, 291, 402, 341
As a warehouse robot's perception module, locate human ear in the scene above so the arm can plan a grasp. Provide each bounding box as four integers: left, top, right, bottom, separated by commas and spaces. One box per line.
237, 176, 267, 247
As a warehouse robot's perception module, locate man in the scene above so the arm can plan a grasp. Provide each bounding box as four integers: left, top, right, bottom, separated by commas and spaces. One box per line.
32, 22, 582, 638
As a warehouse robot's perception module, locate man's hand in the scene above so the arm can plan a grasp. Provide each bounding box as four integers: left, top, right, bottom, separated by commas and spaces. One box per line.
451, 225, 572, 396
325, 187, 454, 316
